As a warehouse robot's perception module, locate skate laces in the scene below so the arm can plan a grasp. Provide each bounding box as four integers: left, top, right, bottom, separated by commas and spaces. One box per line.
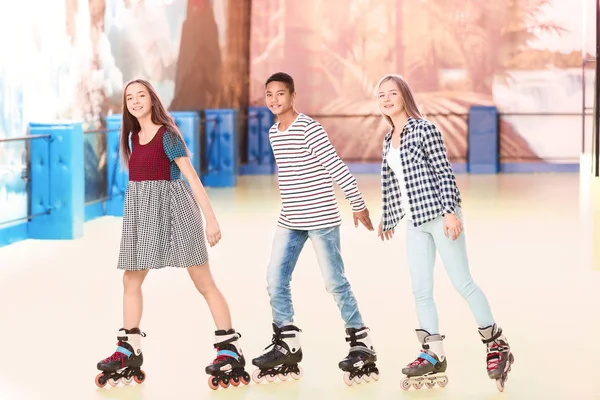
264, 330, 283, 350
101, 342, 127, 363
407, 351, 429, 367
486, 342, 505, 371
212, 347, 230, 364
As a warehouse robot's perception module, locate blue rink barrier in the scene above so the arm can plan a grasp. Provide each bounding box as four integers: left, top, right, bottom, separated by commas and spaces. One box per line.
202, 109, 238, 187
240, 106, 275, 175
467, 105, 500, 174
28, 121, 85, 240
172, 111, 202, 174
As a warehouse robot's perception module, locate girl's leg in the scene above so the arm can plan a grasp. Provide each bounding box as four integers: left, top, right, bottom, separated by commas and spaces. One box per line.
188, 264, 251, 387
401, 224, 448, 385
406, 224, 439, 334
123, 270, 150, 329
187, 263, 232, 331
96, 270, 149, 384
426, 209, 495, 329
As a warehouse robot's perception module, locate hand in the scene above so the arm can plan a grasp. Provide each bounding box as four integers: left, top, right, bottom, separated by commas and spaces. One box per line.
353, 208, 374, 231
443, 213, 463, 240
205, 217, 222, 247
377, 220, 394, 241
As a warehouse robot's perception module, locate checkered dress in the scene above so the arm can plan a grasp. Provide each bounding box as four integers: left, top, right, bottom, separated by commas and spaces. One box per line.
117, 126, 209, 271
381, 117, 461, 232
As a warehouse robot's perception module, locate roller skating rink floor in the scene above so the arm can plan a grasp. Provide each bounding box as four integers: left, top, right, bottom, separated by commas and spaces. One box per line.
0, 173, 599, 400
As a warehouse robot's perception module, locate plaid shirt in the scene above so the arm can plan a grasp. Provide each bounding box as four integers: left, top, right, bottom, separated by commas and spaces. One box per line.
381, 117, 461, 232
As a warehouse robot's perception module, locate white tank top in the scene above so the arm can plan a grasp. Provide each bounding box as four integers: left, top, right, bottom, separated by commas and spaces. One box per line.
386, 144, 413, 222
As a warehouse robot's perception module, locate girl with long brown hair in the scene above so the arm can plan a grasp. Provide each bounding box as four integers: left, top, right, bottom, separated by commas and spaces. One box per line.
94, 79, 250, 390
375, 74, 514, 392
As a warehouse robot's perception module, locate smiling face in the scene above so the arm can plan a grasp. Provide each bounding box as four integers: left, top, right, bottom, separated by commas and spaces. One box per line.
377, 78, 405, 118
125, 82, 152, 120
265, 81, 295, 116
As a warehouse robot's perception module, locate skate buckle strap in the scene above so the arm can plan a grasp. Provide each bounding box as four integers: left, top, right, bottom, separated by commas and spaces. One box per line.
214, 335, 239, 347
116, 346, 132, 358
419, 351, 438, 366
481, 327, 503, 344
216, 349, 240, 361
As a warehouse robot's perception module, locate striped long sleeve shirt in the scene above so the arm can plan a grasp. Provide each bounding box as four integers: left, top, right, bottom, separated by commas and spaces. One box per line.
269, 113, 366, 230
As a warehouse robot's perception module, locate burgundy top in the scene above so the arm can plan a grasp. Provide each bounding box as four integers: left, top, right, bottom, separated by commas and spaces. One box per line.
128, 126, 187, 182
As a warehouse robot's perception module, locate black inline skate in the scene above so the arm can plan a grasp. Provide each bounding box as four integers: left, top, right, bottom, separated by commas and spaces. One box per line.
205, 329, 250, 390
95, 327, 147, 388
400, 329, 448, 391
338, 326, 379, 386
478, 323, 514, 392
251, 324, 303, 383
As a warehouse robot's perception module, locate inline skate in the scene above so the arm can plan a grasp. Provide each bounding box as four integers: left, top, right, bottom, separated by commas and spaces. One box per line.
478, 323, 514, 392
205, 329, 250, 390
95, 327, 147, 388
251, 324, 303, 383
400, 329, 448, 391
338, 326, 379, 386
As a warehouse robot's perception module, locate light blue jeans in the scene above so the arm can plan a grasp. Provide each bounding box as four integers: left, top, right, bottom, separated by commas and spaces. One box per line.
406, 208, 495, 334
266, 225, 365, 329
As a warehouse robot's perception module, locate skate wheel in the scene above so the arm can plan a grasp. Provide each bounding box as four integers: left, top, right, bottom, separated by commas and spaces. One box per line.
278, 372, 289, 381
291, 365, 302, 380
425, 382, 436, 389
265, 373, 277, 382
343, 371, 353, 386
354, 375, 362, 384
400, 377, 411, 391
133, 370, 146, 384
370, 372, 380, 381
121, 377, 132, 385
413, 381, 424, 390
108, 378, 119, 387
241, 372, 251, 385
251, 369, 264, 384
95, 373, 107, 388
219, 378, 230, 388
438, 376, 448, 388
362, 374, 371, 383
208, 376, 219, 390
496, 378, 505, 392
230, 376, 240, 387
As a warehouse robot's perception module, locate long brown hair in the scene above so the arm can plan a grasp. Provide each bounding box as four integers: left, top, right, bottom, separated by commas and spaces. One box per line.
119, 79, 189, 169
376, 74, 424, 129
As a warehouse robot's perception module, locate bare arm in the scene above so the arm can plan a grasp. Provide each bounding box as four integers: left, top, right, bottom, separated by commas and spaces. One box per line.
163, 131, 221, 246
175, 157, 217, 222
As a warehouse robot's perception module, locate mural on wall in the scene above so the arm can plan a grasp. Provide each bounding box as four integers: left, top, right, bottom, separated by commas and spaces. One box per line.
249, 0, 592, 164
0, 0, 249, 225
0, 0, 594, 226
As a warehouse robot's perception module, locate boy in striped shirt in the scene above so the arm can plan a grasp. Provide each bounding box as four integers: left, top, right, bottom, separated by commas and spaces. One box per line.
250, 72, 380, 385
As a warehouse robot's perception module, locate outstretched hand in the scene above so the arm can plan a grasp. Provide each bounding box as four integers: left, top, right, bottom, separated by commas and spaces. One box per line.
353, 208, 374, 231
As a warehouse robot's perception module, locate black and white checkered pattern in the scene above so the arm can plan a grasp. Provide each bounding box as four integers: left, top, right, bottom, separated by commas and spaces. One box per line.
381, 117, 461, 232
117, 179, 209, 271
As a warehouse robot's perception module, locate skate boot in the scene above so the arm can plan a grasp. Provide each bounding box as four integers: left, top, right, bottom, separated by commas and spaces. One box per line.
205, 329, 251, 390
339, 326, 379, 386
95, 328, 147, 388
251, 323, 303, 383
478, 323, 514, 392
400, 329, 448, 391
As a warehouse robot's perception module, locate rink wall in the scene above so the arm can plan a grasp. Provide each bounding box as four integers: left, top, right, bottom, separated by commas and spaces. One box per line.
0, 105, 525, 247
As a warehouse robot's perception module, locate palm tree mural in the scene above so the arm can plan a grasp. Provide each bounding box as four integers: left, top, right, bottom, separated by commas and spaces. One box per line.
249, 0, 566, 163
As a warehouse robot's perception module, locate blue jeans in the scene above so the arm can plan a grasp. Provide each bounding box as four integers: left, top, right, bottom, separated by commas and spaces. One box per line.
266, 225, 364, 329
406, 208, 495, 334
